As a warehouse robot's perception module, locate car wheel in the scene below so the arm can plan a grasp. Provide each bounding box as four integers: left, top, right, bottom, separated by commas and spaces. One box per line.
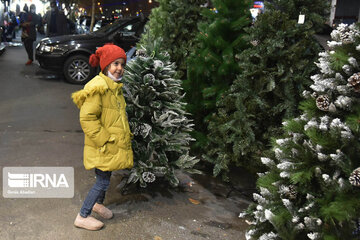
63, 55, 95, 84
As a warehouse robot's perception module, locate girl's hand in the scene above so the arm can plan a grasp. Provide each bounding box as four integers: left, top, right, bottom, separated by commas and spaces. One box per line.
100, 135, 118, 154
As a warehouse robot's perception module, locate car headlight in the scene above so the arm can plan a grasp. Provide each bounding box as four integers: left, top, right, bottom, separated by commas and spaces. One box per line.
40, 45, 54, 52
38, 44, 65, 53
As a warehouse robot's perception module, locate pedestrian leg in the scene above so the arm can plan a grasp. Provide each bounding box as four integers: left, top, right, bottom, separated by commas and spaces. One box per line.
24, 38, 34, 64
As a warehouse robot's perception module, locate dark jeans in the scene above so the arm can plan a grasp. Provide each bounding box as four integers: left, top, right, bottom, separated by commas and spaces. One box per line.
24, 38, 34, 61
80, 168, 112, 218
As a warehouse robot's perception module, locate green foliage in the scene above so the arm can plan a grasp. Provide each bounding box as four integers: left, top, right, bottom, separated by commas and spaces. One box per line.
243, 24, 360, 240
324, 236, 339, 240
346, 105, 360, 133
123, 37, 199, 188
290, 168, 314, 185
183, 0, 252, 152
203, 0, 328, 179
319, 195, 360, 222
330, 48, 353, 73
256, 170, 280, 193
283, 118, 307, 133
271, 207, 296, 239
267, 0, 329, 32
140, 0, 207, 79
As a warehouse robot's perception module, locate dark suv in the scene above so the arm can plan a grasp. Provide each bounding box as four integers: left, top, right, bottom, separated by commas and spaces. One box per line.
36, 16, 147, 84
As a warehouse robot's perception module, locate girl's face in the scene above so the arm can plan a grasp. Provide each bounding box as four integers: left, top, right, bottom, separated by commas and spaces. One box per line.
108, 58, 126, 79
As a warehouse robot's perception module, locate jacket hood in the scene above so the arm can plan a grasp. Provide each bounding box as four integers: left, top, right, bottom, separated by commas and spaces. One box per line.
71, 73, 123, 109
71, 85, 108, 109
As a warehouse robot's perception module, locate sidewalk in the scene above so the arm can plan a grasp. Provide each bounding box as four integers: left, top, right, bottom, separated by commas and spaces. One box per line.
1, 165, 252, 239
0, 29, 46, 48
0, 45, 253, 239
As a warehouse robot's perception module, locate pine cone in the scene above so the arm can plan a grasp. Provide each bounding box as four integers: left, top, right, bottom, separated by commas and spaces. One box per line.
316, 95, 330, 111
136, 49, 147, 57
286, 185, 297, 200
142, 172, 156, 183
349, 167, 360, 187
348, 72, 360, 92
341, 34, 354, 44
143, 73, 155, 84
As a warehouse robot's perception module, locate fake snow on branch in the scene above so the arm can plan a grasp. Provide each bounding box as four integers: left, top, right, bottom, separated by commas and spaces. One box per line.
122, 40, 200, 188
243, 23, 360, 240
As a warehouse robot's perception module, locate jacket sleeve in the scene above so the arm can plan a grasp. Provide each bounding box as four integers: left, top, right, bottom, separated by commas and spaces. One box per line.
79, 93, 110, 147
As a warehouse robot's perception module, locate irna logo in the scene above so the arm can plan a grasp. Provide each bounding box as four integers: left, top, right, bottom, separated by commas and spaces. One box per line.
3, 167, 74, 198
8, 172, 69, 188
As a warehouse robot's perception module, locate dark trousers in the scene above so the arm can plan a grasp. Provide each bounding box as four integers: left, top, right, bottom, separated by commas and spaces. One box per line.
80, 168, 112, 218
24, 38, 34, 61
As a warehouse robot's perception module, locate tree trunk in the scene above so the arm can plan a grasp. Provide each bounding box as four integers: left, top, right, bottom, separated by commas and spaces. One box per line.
90, 0, 95, 32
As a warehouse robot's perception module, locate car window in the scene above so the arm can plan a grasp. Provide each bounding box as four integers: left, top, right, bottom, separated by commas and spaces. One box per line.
94, 18, 129, 34
81, 19, 86, 27
86, 19, 91, 27
119, 22, 141, 37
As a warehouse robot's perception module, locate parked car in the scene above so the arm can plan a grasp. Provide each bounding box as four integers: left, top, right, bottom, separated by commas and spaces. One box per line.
93, 19, 115, 32
35, 16, 147, 84
0, 44, 5, 56
0, 26, 6, 56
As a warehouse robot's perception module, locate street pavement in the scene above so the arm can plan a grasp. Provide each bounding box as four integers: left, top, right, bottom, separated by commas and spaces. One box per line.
0, 42, 253, 240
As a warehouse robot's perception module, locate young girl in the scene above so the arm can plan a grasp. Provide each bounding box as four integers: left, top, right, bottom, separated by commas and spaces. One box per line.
71, 44, 133, 231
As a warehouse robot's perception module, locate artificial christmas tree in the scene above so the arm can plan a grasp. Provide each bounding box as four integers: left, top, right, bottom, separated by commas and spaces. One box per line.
183, 0, 251, 150
203, 0, 329, 178
140, 0, 207, 79
242, 23, 360, 240
121, 38, 199, 188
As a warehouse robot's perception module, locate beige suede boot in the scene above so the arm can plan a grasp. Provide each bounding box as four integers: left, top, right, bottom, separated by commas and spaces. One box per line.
74, 213, 104, 231
92, 203, 114, 219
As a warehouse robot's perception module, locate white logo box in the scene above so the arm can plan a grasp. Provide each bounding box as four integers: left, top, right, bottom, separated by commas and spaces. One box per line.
3, 167, 74, 198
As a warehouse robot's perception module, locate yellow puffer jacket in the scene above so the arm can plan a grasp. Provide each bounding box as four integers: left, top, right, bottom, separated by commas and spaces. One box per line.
71, 72, 133, 171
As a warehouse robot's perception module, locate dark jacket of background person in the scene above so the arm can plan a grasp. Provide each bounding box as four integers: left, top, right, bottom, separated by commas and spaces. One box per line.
19, 4, 28, 22
21, 11, 40, 41
43, 7, 68, 37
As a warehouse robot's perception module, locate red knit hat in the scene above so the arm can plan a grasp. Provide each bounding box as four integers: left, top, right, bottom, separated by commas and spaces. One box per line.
89, 43, 126, 71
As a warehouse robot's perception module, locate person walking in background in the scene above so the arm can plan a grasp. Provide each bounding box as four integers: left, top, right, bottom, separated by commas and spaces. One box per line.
43, 0, 68, 37
71, 44, 134, 231
21, 4, 39, 65
18, 4, 28, 42
19, 4, 28, 24
36, 13, 44, 35
3, 10, 18, 41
